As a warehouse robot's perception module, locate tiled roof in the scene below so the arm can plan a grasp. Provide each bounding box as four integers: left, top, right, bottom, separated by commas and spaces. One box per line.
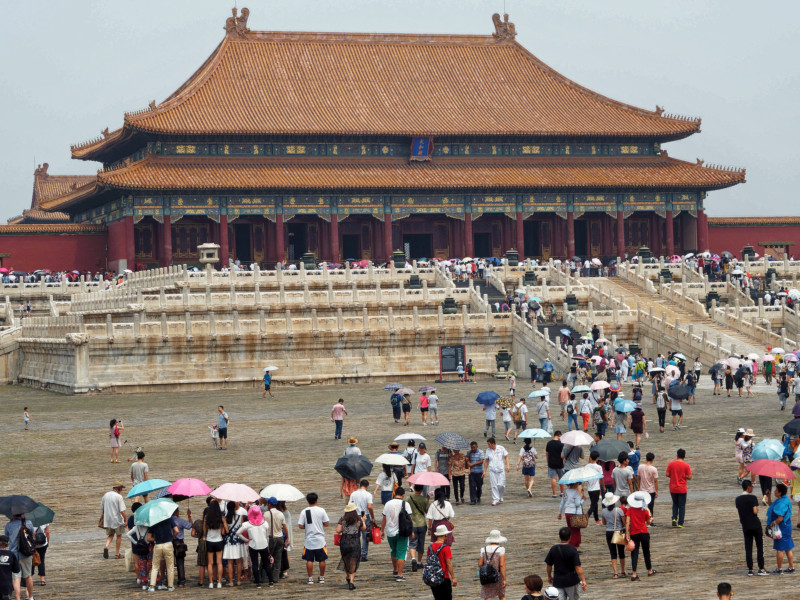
7, 164, 95, 224
42, 155, 744, 205
73, 19, 700, 157
709, 217, 800, 226
0, 223, 105, 234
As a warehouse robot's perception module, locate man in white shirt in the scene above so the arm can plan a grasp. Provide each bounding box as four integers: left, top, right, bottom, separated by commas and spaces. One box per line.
349, 480, 375, 561
101, 481, 127, 559
482, 438, 510, 506
380, 487, 413, 581
263, 497, 288, 584
297, 493, 330, 585
483, 401, 497, 438
512, 398, 528, 443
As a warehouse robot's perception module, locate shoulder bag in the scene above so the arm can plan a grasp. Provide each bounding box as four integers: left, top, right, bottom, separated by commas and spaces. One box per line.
611, 510, 626, 545
569, 497, 589, 529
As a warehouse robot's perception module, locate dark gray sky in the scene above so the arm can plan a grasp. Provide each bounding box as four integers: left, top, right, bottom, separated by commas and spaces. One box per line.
1, 0, 796, 219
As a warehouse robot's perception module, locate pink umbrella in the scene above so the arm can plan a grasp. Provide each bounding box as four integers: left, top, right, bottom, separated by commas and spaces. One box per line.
590, 381, 610, 391
785, 355, 799, 363
211, 483, 260, 504
665, 365, 680, 377
560, 430, 594, 446
746, 459, 795, 480
595, 337, 610, 344
762, 354, 775, 362
407, 472, 450, 487
167, 478, 212, 498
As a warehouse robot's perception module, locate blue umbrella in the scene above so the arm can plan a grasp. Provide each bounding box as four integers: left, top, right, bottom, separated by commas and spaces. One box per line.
134, 498, 179, 526
517, 428, 551, 439
560, 329, 571, 335
530, 297, 543, 302
383, 383, 403, 391
476, 391, 500, 406
127, 479, 172, 499
558, 466, 604, 485
571, 385, 592, 393
614, 400, 637, 413
752, 439, 784, 461
528, 389, 551, 398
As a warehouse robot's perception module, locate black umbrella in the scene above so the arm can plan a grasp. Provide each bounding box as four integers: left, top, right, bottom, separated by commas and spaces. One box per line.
668, 384, 692, 400
0, 495, 39, 518
783, 420, 800, 437
334, 456, 373, 481
592, 439, 629, 462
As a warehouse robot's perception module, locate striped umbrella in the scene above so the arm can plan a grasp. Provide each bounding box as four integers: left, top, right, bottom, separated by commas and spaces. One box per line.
434, 432, 470, 450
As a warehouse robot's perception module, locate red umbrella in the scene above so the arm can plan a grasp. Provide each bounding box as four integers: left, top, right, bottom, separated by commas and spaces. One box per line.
746, 459, 795, 480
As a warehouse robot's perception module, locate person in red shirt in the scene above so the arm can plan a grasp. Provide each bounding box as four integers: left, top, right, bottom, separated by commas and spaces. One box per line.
427, 524, 457, 600
625, 491, 656, 580
665, 449, 693, 527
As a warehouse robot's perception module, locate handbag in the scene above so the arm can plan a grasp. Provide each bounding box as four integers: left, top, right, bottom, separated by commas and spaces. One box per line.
611, 510, 626, 545
333, 533, 342, 546
371, 525, 382, 544
568, 499, 589, 529
767, 523, 782, 540
32, 550, 41, 567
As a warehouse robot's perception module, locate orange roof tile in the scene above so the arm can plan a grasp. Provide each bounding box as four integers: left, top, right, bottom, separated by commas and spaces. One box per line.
73, 14, 700, 158
709, 217, 800, 226
0, 223, 105, 234
7, 164, 95, 224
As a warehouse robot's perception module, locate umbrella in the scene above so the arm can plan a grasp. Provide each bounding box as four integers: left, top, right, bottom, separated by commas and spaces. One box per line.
0, 268, 7, 274
772, 347, 786, 355
167, 478, 212, 499
434, 432, 470, 450
384, 383, 404, 391
580, 335, 593, 340
721, 251, 734, 258
571, 385, 592, 393
558, 466, 604, 485
559, 430, 594, 446
793, 457, 800, 469
398, 387, 415, 396
517, 428, 551, 439
648, 367, 665, 374
560, 329, 572, 335
573, 355, 587, 360
672, 353, 687, 361
259, 484, 305, 502
497, 396, 514, 408
590, 356, 604, 364
723, 357, 741, 369
407, 472, 450, 487
528, 389, 551, 398
609, 382, 621, 392
0, 495, 39, 518
784, 420, 800, 437
529, 297, 542, 302
590, 381, 610, 391
595, 337, 610, 344
608, 259, 618, 265
462, 257, 474, 263
785, 355, 799, 363
793, 402, 800, 417
127, 479, 172, 499
667, 384, 691, 400
751, 439, 784, 461
613, 399, 636, 413
211, 483, 260, 504
571, 256, 581, 262
419, 385, 437, 393
26, 502, 55, 528
395, 433, 426, 441
133, 498, 178, 527
476, 391, 500, 406
334, 456, 373, 481
788, 289, 800, 300
263, 366, 279, 372
762, 355, 775, 362
747, 459, 795, 480
592, 439, 630, 462
747, 353, 760, 360
592, 258, 602, 266
665, 365, 680, 377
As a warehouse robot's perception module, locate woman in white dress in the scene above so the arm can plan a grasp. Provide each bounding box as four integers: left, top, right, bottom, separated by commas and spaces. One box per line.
222, 501, 248, 586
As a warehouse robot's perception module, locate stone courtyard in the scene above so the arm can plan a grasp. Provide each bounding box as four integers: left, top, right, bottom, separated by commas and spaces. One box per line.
1, 374, 795, 599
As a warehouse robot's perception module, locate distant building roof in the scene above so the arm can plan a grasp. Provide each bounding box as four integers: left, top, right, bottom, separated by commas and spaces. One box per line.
7, 163, 94, 224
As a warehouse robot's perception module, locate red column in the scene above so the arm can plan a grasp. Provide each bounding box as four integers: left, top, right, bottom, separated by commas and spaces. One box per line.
275, 214, 285, 264
566, 212, 575, 259
697, 209, 708, 251
125, 215, 135, 270
515, 211, 525, 259
665, 210, 675, 257
464, 213, 474, 257
161, 215, 172, 267
384, 212, 393, 261
219, 215, 229, 268
616, 211, 625, 259
330, 214, 339, 262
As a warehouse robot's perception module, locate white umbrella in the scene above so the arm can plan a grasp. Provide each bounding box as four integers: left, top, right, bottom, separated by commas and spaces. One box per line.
762, 354, 775, 362
462, 257, 474, 263
558, 466, 604, 485
515, 288, 526, 293
747, 353, 760, 361
771, 347, 786, 355
375, 453, 411, 466
394, 433, 426, 441
590, 381, 610, 391
559, 430, 594, 446
788, 289, 800, 300
259, 483, 305, 502
263, 366, 279, 372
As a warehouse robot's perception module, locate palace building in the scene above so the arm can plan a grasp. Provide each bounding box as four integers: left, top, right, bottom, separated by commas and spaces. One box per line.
8, 9, 747, 271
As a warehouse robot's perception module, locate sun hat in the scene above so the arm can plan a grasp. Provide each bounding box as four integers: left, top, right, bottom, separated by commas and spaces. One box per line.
627, 491, 652, 509
433, 524, 452, 537
744, 428, 755, 437
113, 481, 126, 489
388, 442, 399, 449
247, 505, 264, 526
348, 436, 358, 445
602, 491, 620, 507
543, 586, 560, 599
344, 502, 358, 513
484, 529, 507, 544
737, 427, 746, 434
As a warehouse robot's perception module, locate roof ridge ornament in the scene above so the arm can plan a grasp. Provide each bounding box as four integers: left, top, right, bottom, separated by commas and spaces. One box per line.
225, 7, 250, 37
492, 13, 516, 41
35, 163, 49, 178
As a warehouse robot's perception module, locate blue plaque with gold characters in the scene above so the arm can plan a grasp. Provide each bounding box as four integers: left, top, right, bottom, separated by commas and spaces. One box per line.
410, 137, 433, 161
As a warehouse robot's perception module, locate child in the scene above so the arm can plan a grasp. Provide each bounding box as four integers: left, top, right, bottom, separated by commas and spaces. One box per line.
24, 407, 30, 430
209, 424, 219, 449
522, 574, 545, 598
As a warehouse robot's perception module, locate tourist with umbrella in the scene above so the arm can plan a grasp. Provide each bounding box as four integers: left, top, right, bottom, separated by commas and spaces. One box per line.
26, 502, 53, 587
556, 476, 587, 549
335, 456, 373, 503
476, 391, 500, 438
262, 365, 277, 398
2, 496, 36, 599
516, 437, 538, 497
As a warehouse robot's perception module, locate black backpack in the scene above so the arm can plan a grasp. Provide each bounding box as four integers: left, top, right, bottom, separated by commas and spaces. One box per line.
34, 527, 47, 546
478, 546, 500, 584
397, 501, 413, 537
17, 522, 35, 557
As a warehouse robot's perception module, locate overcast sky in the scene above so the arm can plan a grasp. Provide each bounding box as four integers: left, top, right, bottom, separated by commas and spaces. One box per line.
1, 0, 797, 220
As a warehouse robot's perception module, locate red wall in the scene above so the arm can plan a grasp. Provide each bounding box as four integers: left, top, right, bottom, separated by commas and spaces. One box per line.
709, 225, 800, 258
107, 219, 128, 273
0, 232, 107, 272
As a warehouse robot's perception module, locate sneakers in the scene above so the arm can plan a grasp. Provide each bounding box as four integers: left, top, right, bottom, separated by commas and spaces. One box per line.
491, 501, 499, 506
677, 524, 684, 528
318, 577, 325, 584
167, 588, 174, 592
208, 583, 214, 589
103, 548, 109, 559
771, 569, 783, 574
307, 577, 314, 585
527, 489, 533, 497
504, 434, 509, 440
484, 432, 487, 437
142, 585, 148, 591
672, 520, 678, 528
748, 570, 754, 577
411, 558, 418, 572
785, 568, 796, 574
395, 576, 407, 582
216, 582, 222, 589
157, 585, 168, 590
757, 569, 769, 576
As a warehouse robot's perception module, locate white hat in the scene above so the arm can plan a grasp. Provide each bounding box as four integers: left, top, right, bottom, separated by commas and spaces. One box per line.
544, 587, 560, 600
601, 491, 620, 507
432, 524, 452, 537
627, 491, 652, 509
484, 529, 507, 544
737, 427, 746, 434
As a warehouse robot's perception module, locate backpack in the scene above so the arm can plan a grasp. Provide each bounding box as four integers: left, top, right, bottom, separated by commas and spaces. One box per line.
566, 402, 575, 415
17, 522, 35, 557
390, 394, 400, 407
34, 526, 47, 546
470, 365, 476, 375
422, 544, 446, 586
478, 546, 501, 584
592, 407, 603, 424
397, 501, 414, 537
632, 388, 643, 402
512, 403, 523, 422
656, 392, 666, 409
522, 448, 536, 469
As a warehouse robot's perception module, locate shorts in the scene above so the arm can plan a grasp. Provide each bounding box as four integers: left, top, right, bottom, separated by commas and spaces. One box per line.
522, 466, 535, 476
16, 556, 32, 579
503, 420, 513, 430
301, 547, 328, 563
105, 525, 126, 537
218, 427, 228, 439
548, 467, 564, 480
515, 421, 525, 430
420, 407, 429, 413
205, 540, 225, 553
671, 410, 683, 416
402, 405, 411, 413
387, 535, 409, 560
264, 384, 271, 390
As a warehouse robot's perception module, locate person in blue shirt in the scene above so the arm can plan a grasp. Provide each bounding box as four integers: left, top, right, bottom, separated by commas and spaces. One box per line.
467, 442, 485, 505
627, 442, 641, 478
262, 371, 274, 398
542, 359, 554, 384
171, 508, 193, 586
217, 406, 229, 450
4, 514, 34, 599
